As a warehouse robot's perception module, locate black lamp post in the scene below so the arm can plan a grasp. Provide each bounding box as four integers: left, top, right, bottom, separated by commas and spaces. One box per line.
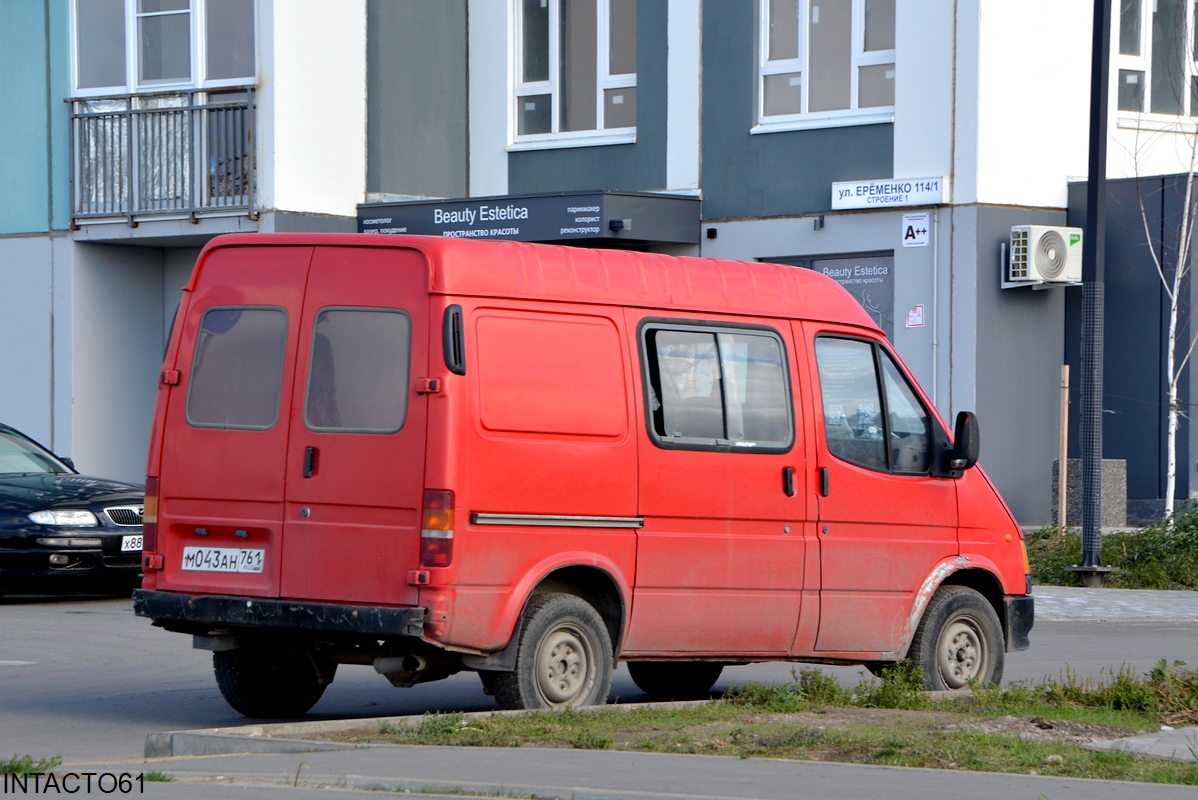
1069, 0, 1117, 587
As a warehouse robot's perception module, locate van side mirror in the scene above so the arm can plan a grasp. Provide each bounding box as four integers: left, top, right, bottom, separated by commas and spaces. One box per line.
949, 411, 980, 473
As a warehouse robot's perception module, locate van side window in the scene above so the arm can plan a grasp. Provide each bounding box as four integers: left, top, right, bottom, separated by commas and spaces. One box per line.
881, 354, 931, 473
814, 337, 887, 470
814, 336, 930, 474
186, 307, 288, 430
643, 324, 792, 451
304, 308, 411, 433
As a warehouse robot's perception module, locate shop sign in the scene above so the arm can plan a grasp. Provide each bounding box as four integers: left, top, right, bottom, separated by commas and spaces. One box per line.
358, 191, 700, 244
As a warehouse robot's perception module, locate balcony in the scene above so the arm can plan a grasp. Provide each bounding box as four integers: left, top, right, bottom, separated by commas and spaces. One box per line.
69, 89, 257, 227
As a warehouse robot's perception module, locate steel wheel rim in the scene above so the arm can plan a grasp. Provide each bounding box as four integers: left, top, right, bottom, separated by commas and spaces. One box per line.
937, 617, 985, 689
535, 624, 593, 706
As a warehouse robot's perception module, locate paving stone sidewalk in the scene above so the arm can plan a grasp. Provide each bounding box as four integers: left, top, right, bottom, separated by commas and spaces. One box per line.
1034, 585, 1198, 621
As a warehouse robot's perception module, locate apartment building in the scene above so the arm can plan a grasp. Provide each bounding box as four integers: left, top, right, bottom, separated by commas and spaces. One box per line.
0, 0, 1192, 523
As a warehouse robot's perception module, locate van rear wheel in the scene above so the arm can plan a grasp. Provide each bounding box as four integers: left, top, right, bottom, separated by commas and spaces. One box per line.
492, 593, 613, 710
908, 585, 1004, 691
213, 646, 335, 718
628, 662, 724, 700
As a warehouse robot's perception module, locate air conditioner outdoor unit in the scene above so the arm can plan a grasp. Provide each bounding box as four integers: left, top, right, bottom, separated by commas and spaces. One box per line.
1004, 225, 1083, 288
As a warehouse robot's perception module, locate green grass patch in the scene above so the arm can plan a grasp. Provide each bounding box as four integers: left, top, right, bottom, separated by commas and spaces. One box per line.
141, 771, 174, 783
0, 755, 63, 775
312, 663, 1198, 785
1028, 503, 1198, 589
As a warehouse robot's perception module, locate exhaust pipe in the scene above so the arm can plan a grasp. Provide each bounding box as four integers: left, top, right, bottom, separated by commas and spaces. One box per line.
373, 654, 428, 687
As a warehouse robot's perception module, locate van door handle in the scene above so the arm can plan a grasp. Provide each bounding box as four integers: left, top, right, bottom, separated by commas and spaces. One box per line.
819, 467, 830, 497
783, 467, 796, 497
303, 446, 318, 478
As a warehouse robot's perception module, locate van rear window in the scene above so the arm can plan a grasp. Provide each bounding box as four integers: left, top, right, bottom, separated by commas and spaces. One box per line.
642, 324, 793, 451
304, 308, 411, 433
186, 307, 288, 430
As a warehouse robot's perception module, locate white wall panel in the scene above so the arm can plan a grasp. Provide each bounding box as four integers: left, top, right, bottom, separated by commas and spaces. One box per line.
260, 0, 367, 217
894, 0, 954, 185
973, 0, 1090, 207
0, 238, 53, 444
468, 0, 509, 197
163, 248, 200, 345
51, 236, 73, 456
71, 243, 164, 483
666, 0, 700, 192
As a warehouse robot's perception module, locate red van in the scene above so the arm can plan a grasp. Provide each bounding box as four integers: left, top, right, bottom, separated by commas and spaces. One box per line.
134, 234, 1032, 717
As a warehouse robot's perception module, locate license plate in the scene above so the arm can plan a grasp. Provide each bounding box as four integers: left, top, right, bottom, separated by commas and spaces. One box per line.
181, 546, 265, 574
121, 534, 143, 552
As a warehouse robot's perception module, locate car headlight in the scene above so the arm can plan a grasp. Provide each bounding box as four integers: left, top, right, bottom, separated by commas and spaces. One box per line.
28, 509, 99, 527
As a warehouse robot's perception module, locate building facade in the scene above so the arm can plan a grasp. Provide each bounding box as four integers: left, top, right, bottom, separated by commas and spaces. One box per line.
2, 0, 1195, 523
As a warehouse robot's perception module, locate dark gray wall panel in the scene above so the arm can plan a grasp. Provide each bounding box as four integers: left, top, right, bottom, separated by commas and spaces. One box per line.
1065, 177, 1187, 506
508, 0, 667, 193
972, 206, 1068, 524
700, 2, 892, 220
367, 0, 467, 197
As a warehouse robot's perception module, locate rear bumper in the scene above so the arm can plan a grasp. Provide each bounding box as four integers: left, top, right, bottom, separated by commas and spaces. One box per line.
132, 589, 425, 638
1003, 594, 1034, 652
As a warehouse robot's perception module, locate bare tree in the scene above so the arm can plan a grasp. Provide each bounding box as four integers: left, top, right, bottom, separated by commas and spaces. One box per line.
1134, 162, 1198, 518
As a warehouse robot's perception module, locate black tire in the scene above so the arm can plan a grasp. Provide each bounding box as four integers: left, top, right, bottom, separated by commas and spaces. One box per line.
492, 593, 613, 710
627, 661, 724, 700
213, 646, 335, 718
908, 585, 1004, 691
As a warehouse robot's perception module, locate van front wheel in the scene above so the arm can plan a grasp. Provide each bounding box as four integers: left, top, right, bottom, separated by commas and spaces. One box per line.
213, 646, 335, 718
492, 593, 613, 710
908, 585, 1004, 691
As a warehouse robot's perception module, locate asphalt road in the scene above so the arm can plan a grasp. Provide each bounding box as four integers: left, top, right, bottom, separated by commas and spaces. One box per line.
1, 590, 1196, 764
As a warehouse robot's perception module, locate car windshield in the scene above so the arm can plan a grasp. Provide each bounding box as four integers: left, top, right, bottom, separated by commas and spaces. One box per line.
0, 429, 70, 475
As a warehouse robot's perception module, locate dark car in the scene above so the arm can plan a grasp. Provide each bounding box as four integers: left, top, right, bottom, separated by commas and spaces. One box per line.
0, 423, 144, 596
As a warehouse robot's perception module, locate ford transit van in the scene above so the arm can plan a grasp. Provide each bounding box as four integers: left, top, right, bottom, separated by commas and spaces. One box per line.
134, 234, 1032, 717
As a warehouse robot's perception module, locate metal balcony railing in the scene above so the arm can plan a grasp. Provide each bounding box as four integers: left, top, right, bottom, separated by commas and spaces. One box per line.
69, 88, 257, 226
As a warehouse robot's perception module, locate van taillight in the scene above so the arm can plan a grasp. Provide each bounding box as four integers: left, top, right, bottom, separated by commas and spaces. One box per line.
421, 489, 454, 567
142, 477, 159, 568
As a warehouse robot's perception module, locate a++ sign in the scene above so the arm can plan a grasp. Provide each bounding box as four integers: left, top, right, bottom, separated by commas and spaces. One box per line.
906, 305, 926, 327
902, 213, 930, 247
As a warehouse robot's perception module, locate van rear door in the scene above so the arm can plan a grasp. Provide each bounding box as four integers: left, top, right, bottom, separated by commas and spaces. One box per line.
155, 245, 312, 598
278, 246, 429, 607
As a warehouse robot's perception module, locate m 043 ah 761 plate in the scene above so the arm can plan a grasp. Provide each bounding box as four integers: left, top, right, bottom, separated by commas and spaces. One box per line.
181, 546, 264, 574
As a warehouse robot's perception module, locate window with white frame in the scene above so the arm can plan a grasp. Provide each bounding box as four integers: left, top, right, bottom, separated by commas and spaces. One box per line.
1117, 0, 1198, 117
514, 0, 637, 144
73, 0, 255, 94
758, 0, 895, 130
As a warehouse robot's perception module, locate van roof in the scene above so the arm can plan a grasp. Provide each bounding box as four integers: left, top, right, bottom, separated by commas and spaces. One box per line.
197, 234, 880, 331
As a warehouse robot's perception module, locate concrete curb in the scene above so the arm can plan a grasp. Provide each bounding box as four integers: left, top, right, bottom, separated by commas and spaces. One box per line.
147, 700, 1198, 767
145, 700, 712, 757
156, 770, 758, 800
143, 731, 362, 758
